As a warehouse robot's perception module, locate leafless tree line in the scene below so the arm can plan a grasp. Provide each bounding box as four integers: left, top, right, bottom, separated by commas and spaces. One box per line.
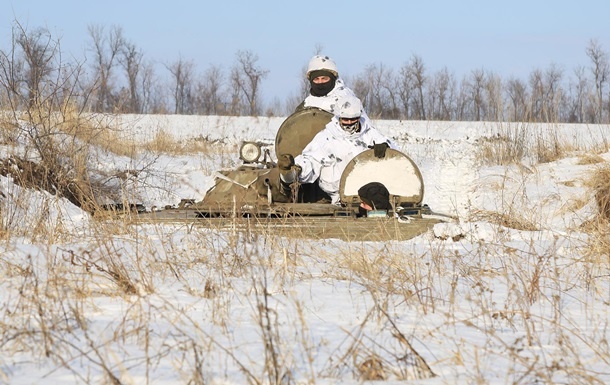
351, 43, 609, 123
1, 20, 609, 122
0, 22, 269, 117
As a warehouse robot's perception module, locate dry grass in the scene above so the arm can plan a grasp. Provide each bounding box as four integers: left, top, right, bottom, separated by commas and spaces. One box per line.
476, 122, 587, 166
2, 194, 610, 383
1, 105, 140, 157
477, 134, 526, 166
468, 208, 539, 231
579, 164, 610, 266
143, 129, 230, 155
0, 106, 103, 214
72, 123, 139, 159
589, 165, 610, 221
2, 111, 610, 383
577, 153, 606, 165
0, 113, 19, 145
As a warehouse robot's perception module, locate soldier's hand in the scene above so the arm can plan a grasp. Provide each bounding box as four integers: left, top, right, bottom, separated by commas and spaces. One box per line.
277, 154, 295, 170
371, 142, 389, 158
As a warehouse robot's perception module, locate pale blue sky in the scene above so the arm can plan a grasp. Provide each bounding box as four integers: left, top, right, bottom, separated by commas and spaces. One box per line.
4, 0, 610, 104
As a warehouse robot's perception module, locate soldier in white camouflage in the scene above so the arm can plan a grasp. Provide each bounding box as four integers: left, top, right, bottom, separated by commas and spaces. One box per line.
280, 95, 396, 204
296, 55, 362, 115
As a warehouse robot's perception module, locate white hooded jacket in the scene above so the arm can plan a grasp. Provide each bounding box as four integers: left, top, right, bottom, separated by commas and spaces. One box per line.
294, 116, 397, 204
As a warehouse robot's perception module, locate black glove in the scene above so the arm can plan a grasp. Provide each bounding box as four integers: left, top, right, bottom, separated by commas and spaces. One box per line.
370, 142, 389, 158
277, 154, 295, 170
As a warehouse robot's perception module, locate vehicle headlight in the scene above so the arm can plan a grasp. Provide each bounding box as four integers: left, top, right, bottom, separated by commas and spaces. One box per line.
239, 142, 261, 163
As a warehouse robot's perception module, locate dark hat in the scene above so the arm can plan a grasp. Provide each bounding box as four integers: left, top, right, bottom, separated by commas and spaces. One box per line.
308, 69, 337, 82
358, 182, 390, 210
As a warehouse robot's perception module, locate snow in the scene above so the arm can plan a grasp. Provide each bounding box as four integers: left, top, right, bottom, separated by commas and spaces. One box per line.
1, 114, 610, 384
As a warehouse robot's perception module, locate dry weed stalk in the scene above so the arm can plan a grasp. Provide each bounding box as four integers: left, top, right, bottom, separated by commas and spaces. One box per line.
577, 153, 605, 165
469, 208, 539, 231
143, 129, 222, 155
591, 165, 610, 221
322, 301, 436, 381
476, 122, 578, 166
314, 243, 439, 381
579, 164, 610, 283
0, 248, 151, 383
476, 122, 528, 165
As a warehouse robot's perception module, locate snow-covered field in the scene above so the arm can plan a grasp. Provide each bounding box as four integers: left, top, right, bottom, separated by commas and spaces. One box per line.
1, 114, 609, 384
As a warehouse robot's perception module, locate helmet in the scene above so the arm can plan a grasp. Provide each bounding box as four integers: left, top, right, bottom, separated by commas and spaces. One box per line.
306, 55, 338, 79
337, 95, 363, 119
337, 95, 363, 134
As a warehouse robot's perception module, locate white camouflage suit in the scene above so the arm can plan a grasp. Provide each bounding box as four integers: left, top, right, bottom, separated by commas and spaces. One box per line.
295, 116, 397, 204
302, 78, 374, 122
303, 78, 355, 113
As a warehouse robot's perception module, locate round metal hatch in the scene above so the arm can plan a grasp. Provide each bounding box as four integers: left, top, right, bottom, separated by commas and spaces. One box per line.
339, 148, 424, 206
274, 108, 333, 158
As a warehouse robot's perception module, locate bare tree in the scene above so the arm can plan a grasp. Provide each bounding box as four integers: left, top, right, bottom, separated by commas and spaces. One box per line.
528, 69, 544, 122
485, 71, 504, 121
542, 64, 564, 122
8, 21, 610, 124
0, 24, 26, 109
0, 24, 105, 213
351, 68, 372, 115
231, 51, 269, 116
196, 64, 225, 115
357, 63, 395, 119
428, 67, 456, 120
118, 40, 143, 113
397, 62, 415, 119
586, 39, 609, 123
381, 69, 401, 119
228, 66, 243, 116
506, 77, 529, 122
465, 69, 486, 121
264, 96, 283, 117
137, 60, 159, 113
454, 76, 470, 121
282, 55, 311, 115
231, 50, 269, 116
567, 66, 589, 122
87, 24, 124, 112
167, 57, 194, 114
1, 20, 88, 115
407, 55, 427, 120
368, 64, 384, 117
14, 24, 57, 109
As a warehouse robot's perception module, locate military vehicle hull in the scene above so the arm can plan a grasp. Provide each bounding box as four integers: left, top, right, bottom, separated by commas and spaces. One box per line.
136, 209, 441, 242
133, 108, 448, 241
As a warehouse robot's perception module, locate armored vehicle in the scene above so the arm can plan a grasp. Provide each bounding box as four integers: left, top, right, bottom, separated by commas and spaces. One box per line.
148, 108, 447, 241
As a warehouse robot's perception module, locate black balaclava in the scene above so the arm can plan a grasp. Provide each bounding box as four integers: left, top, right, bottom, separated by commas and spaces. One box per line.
309, 70, 337, 97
